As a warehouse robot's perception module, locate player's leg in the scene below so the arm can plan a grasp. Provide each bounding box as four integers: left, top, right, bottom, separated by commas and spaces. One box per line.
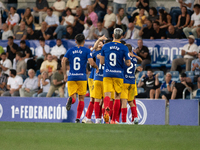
94, 98, 101, 123
82, 97, 95, 123
66, 81, 77, 111
121, 99, 128, 124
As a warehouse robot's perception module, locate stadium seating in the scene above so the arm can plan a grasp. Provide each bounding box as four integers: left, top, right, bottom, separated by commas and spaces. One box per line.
137, 87, 144, 94
154, 71, 164, 82
127, 7, 137, 15
195, 89, 200, 100
136, 71, 147, 84
170, 71, 179, 82
150, 55, 169, 68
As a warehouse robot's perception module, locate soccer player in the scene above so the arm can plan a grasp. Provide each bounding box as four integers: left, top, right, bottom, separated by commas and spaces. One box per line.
62, 34, 99, 123
120, 44, 142, 124
100, 28, 131, 124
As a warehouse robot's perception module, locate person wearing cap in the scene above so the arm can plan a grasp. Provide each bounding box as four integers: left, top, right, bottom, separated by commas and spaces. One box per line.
171, 35, 199, 71
103, 6, 116, 38
191, 52, 200, 88
183, 4, 200, 38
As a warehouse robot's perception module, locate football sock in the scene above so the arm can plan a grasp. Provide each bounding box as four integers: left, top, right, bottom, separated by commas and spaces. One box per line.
72, 98, 76, 104
109, 101, 113, 118
103, 96, 110, 110
94, 102, 100, 119
116, 104, 121, 123
86, 101, 94, 119
121, 108, 127, 123
76, 101, 84, 119
112, 99, 121, 122
99, 105, 102, 118
132, 99, 138, 120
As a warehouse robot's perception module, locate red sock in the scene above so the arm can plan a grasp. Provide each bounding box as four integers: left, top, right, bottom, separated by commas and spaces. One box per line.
86, 102, 94, 119
99, 105, 102, 118
102, 108, 105, 116
131, 99, 138, 122
94, 102, 100, 119
76, 101, 84, 119
109, 101, 113, 118
117, 105, 121, 123
72, 98, 75, 104
103, 96, 110, 110
112, 99, 121, 122
121, 108, 127, 123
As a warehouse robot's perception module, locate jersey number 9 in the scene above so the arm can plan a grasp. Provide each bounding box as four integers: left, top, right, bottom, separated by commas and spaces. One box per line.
109, 53, 116, 66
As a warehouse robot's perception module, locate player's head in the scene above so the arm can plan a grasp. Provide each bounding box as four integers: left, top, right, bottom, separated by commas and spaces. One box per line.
75, 34, 85, 46
120, 40, 126, 45
104, 39, 112, 44
147, 69, 153, 78
125, 44, 133, 52
113, 28, 123, 40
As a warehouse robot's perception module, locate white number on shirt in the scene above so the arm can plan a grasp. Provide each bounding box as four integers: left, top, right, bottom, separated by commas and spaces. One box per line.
73, 57, 80, 70
109, 53, 116, 66
99, 64, 104, 70
127, 63, 136, 74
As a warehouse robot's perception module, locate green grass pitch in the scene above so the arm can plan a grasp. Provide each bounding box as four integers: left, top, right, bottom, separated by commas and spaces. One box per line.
0, 122, 200, 150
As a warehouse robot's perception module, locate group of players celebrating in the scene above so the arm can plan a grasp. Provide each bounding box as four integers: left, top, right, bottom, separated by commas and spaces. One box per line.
62, 28, 142, 124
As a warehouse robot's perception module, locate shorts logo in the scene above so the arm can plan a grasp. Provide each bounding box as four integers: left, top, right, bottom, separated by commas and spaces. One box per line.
127, 100, 147, 124
0, 104, 3, 119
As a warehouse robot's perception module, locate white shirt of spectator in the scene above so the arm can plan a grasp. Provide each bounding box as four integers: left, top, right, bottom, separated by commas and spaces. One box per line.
63, 15, 75, 26
2, 30, 14, 40
176, 0, 194, 11
35, 45, 50, 58
53, 0, 66, 11
0, 59, 12, 76
182, 43, 199, 59
50, 44, 67, 59
116, 16, 129, 27
45, 14, 60, 26
7, 75, 23, 90
22, 76, 38, 90
6, 13, 20, 25
40, 79, 50, 93
104, 13, 116, 28
114, 0, 127, 4
191, 12, 200, 26
66, 0, 78, 9
80, 0, 91, 9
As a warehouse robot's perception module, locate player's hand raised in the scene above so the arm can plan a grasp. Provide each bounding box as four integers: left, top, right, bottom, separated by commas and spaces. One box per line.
99, 35, 107, 41
137, 66, 143, 72
96, 68, 99, 74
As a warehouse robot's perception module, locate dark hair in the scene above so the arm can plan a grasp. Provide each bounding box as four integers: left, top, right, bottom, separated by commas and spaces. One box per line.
57, 62, 62, 70
147, 69, 153, 72
146, 18, 152, 23
150, 7, 158, 16
27, 26, 33, 30
46, 53, 52, 57
154, 21, 160, 26
0, 67, 2, 72
60, 54, 64, 60
181, 6, 188, 15
75, 34, 85, 45
16, 52, 23, 58
104, 39, 112, 44
10, 69, 16, 76
10, 7, 16, 11
194, 4, 200, 8
66, 8, 72, 14
86, 19, 93, 26
125, 44, 132, 52
118, 8, 124, 13
47, 8, 53, 12
1, 52, 6, 56
97, 21, 102, 24
39, 37, 45, 42
56, 39, 62, 41
20, 40, 26, 44
120, 40, 126, 45
66, 25, 73, 29
8, 36, 13, 40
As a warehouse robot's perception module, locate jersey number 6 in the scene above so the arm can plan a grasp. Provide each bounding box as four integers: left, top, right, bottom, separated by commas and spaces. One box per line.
74, 57, 80, 70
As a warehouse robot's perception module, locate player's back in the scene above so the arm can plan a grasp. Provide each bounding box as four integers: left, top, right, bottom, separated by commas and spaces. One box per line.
65, 46, 91, 81
101, 42, 130, 78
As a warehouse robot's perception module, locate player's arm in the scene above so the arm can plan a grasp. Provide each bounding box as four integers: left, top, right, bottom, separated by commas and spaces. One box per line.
88, 58, 99, 73
62, 57, 68, 79
130, 52, 142, 62
100, 55, 105, 65
125, 59, 131, 66
93, 35, 107, 50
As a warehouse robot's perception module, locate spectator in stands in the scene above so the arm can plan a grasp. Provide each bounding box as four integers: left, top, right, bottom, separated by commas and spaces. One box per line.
13, 22, 27, 40
51, 0, 66, 17
0, 53, 12, 76
7, 0, 18, 11
83, 19, 96, 40
53, 8, 74, 39
32, 0, 49, 25
174, 6, 190, 37
1, 23, 13, 40
113, 0, 127, 14
137, 69, 160, 99
195, 0, 200, 5
44, 8, 59, 32
135, 39, 151, 70
40, 53, 58, 77
170, 73, 193, 99
93, 22, 109, 39
65, 25, 76, 39
167, 25, 181, 39
124, 23, 140, 39
65, 0, 78, 14
19, 69, 38, 97
84, 5, 98, 28
158, 9, 172, 29
0, 2, 8, 28
2, 69, 22, 97
116, 8, 129, 33
183, 4, 200, 38
51, 39, 67, 59
170, 0, 194, 25
191, 52, 200, 88
6, 7, 19, 29
0, 67, 7, 95
150, 21, 166, 39
171, 35, 198, 71
6, 36, 18, 64
21, 7, 33, 28
46, 63, 65, 97
148, 7, 159, 22
155, 72, 173, 101
93, 0, 108, 22
134, 8, 146, 30
26, 27, 39, 40
73, 7, 85, 34
38, 22, 54, 40
17, 40, 33, 60
80, 0, 91, 11
139, 19, 154, 39
32, 71, 50, 97
103, 6, 116, 38
16, 52, 27, 80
